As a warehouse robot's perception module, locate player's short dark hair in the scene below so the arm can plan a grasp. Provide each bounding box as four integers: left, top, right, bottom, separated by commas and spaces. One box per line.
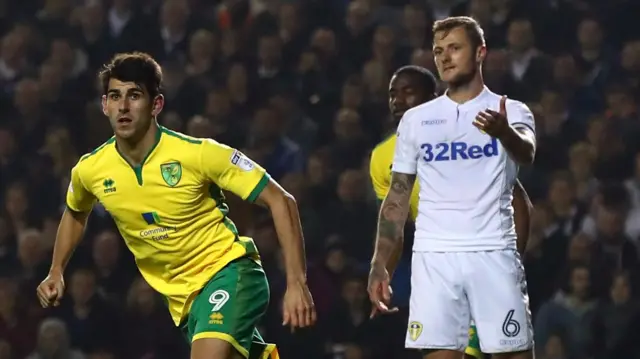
432, 16, 486, 49
392, 65, 437, 94
99, 52, 162, 98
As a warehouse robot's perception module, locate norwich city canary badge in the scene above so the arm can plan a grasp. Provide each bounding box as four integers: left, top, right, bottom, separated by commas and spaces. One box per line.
160, 161, 182, 187
408, 321, 423, 341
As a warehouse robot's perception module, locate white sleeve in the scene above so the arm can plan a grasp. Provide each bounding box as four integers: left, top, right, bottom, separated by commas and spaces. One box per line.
506, 100, 536, 135
392, 113, 418, 174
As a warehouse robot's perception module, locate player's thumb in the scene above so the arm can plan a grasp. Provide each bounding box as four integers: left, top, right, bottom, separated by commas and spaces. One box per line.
500, 95, 507, 114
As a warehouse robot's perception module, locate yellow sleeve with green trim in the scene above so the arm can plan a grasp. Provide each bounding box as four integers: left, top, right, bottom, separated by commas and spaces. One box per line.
369, 146, 392, 202
200, 139, 269, 202
65, 162, 96, 213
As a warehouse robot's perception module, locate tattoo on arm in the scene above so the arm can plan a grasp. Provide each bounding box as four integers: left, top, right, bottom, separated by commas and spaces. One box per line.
373, 172, 415, 266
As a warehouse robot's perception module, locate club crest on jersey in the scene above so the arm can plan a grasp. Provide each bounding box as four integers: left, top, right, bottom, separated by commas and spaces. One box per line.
160, 161, 182, 187
408, 321, 423, 341
230, 150, 254, 171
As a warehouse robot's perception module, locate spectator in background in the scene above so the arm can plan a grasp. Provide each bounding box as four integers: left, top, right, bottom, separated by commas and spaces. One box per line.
27, 317, 85, 359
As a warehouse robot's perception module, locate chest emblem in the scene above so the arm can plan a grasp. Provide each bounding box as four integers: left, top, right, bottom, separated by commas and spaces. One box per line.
160, 161, 182, 187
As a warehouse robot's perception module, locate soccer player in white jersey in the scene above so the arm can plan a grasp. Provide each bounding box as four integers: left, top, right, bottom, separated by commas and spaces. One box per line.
368, 16, 536, 359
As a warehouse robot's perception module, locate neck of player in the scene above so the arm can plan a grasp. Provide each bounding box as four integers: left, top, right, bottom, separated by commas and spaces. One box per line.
117, 120, 159, 166
446, 72, 484, 104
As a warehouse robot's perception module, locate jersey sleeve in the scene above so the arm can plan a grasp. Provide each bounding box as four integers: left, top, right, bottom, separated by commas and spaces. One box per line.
507, 100, 536, 135
200, 139, 269, 202
66, 162, 96, 213
392, 114, 418, 174
369, 149, 390, 201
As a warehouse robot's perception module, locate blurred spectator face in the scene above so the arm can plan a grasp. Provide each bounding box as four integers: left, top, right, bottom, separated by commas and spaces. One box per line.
310, 28, 337, 59
0, 279, 17, 316
568, 143, 594, 180
411, 48, 436, 73
543, 335, 565, 359
280, 173, 307, 203
227, 63, 248, 96
37, 320, 69, 357
547, 177, 575, 208
507, 19, 534, 52
49, 38, 75, 74
5, 183, 29, 220
372, 26, 396, 63
279, 4, 299, 36
468, 0, 491, 25
307, 152, 330, 185
188, 29, 217, 63
567, 233, 592, 263
605, 87, 635, 118
341, 80, 364, 110
221, 30, 240, 58
269, 93, 295, 118
161, 0, 189, 33
596, 206, 625, 239
325, 247, 346, 274
0, 31, 26, 67
13, 79, 41, 114
163, 63, 186, 97
39, 62, 64, 96
337, 170, 366, 203
569, 266, 590, 299
69, 270, 96, 306
341, 278, 366, 306
186, 115, 214, 137
205, 89, 231, 118
485, 49, 508, 75
362, 60, 388, 96
346, 1, 370, 35
334, 108, 362, 141
621, 40, 640, 72
433, 26, 480, 86
389, 72, 430, 121
0, 340, 11, 359
0, 128, 16, 159
160, 111, 183, 131
80, 1, 104, 33
403, 5, 426, 32
577, 18, 603, 50
128, 277, 156, 311
258, 36, 282, 67
553, 55, 579, 86
610, 273, 631, 305
251, 108, 282, 142
41, 216, 58, 250
92, 231, 120, 272
585, 118, 604, 148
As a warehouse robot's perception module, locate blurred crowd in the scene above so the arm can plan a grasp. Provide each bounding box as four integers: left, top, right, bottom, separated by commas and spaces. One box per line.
1, 0, 640, 359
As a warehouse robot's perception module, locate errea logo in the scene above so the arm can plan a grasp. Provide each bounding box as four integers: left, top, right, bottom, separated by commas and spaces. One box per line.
103, 178, 116, 193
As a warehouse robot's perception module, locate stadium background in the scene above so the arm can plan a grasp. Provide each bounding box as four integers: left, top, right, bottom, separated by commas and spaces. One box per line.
1, 0, 640, 358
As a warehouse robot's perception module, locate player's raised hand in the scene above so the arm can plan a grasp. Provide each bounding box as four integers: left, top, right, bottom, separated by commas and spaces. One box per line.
36, 271, 65, 308
473, 95, 509, 138
367, 263, 398, 318
282, 280, 317, 332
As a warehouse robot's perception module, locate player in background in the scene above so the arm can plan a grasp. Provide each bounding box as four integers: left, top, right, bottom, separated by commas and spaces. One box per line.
36, 52, 316, 359
369, 66, 533, 359
369, 16, 536, 359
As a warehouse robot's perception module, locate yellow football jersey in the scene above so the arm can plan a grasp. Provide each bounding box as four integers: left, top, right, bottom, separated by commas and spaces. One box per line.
369, 134, 420, 221
66, 126, 269, 325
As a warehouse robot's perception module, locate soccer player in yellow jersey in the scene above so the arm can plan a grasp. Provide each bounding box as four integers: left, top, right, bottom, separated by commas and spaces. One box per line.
36, 52, 316, 359
368, 66, 533, 359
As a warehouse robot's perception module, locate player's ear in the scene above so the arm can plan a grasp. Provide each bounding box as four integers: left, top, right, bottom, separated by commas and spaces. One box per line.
476, 46, 487, 64
151, 94, 165, 117
101, 95, 108, 116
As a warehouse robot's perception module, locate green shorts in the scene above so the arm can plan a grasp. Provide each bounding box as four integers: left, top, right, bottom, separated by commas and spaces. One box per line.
465, 324, 483, 358
180, 257, 278, 359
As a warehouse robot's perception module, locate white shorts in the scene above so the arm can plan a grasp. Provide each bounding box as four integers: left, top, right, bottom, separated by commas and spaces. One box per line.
405, 249, 533, 353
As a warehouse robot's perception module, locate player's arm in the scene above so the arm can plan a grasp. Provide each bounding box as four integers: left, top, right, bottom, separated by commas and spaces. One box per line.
499, 99, 536, 164
512, 179, 533, 257
369, 152, 403, 278
199, 140, 315, 329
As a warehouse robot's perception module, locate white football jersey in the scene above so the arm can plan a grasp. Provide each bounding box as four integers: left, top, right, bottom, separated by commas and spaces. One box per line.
392, 86, 536, 251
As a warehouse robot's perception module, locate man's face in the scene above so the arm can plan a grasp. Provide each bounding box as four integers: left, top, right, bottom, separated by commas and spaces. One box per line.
101, 79, 159, 140
258, 37, 281, 66
507, 20, 533, 52
388, 72, 431, 121
433, 27, 481, 86
578, 19, 602, 49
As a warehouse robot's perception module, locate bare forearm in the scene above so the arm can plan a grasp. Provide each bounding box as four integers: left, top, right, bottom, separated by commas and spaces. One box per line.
499, 127, 535, 164
50, 209, 88, 273
269, 195, 307, 283
386, 243, 403, 278
512, 179, 532, 256
372, 173, 413, 267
